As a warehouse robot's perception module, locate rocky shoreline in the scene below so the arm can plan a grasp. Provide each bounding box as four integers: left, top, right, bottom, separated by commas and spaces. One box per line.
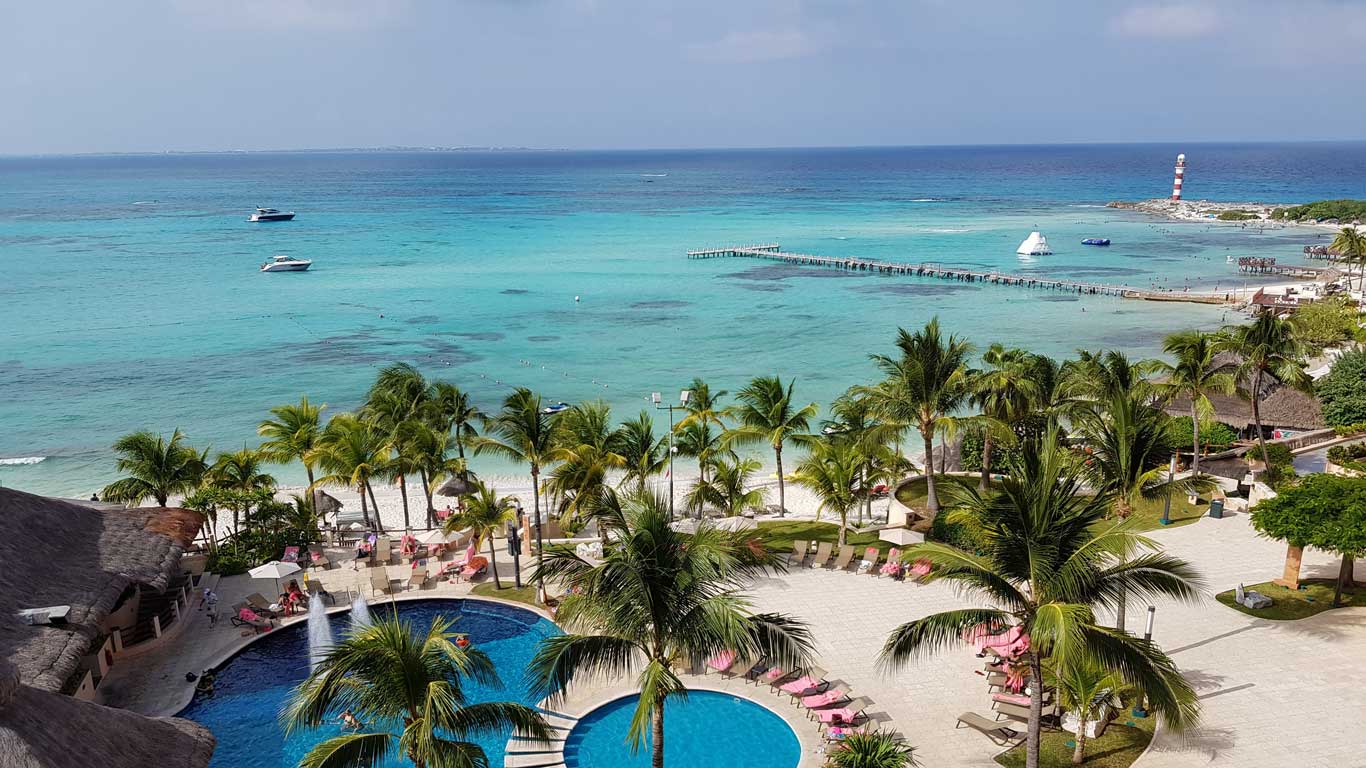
1108, 198, 1289, 224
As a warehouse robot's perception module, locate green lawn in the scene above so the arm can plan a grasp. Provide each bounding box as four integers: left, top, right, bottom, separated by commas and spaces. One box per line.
995, 716, 1154, 768
755, 520, 894, 555
470, 581, 540, 607
1215, 578, 1363, 620
895, 475, 1210, 533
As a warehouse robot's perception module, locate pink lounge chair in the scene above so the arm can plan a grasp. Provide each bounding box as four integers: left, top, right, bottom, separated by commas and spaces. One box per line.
801, 688, 848, 710
991, 692, 1031, 708
281, 546, 300, 563
760, 666, 793, 688
879, 548, 903, 578
825, 725, 868, 741
707, 650, 737, 674
909, 558, 932, 581
815, 698, 869, 725
963, 623, 1030, 660
780, 668, 828, 697
458, 555, 489, 582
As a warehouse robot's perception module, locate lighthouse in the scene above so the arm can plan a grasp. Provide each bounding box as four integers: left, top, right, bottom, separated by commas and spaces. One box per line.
1171, 153, 1186, 202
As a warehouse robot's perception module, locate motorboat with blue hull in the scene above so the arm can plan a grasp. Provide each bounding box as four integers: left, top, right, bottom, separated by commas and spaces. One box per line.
249, 207, 296, 222
1081, 238, 1111, 246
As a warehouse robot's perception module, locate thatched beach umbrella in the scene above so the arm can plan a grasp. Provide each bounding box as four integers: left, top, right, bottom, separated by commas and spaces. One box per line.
312, 490, 342, 517
436, 477, 477, 498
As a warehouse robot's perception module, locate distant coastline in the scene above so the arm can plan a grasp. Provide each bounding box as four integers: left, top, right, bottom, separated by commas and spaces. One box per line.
1110, 198, 1363, 231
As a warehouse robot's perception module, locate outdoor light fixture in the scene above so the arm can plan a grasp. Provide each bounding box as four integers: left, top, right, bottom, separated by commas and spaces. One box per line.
652, 389, 693, 520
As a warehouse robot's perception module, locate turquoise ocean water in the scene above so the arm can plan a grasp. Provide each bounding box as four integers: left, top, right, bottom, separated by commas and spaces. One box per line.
3, 143, 1364, 495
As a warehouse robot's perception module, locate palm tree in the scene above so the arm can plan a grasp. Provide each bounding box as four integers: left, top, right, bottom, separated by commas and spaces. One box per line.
825, 388, 904, 524
612, 411, 667, 494
880, 432, 1201, 768
207, 446, 278, 533
310, 414, 389, 532
282, 612, 551, 768
447, 481, 515, 590
726, 375, 818, 518
472, 388, 561, 599
684, 456, 768, 518
793, 440, 862, 545
1049, 657, 1132, 765
400, 421, 466, 526
826, 731, 920, 768
1153, 330, 1238, 476
1076, 392, 1207, 520
674, 418, 729, 493
258, 397, 326, 491
547, 401, 624, 533
1329, 226, 1366, 289
677, 377, 728, 429
364, 366, 433, 532
1219, 313, 1311, 470
528, 490, 813, 768
428, 381, 483, 478
969, 344, 1038, 490
100, 429, 207, 507
866, 318, 973, 518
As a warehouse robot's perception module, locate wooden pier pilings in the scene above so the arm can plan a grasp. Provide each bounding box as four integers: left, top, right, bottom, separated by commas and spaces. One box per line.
686, 244, 1233, 305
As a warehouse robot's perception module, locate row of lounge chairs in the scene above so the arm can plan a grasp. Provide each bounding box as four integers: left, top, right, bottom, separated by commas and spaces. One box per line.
368, 551, 490, 595
956, 658, 1057, 745
788, 541, 932, 581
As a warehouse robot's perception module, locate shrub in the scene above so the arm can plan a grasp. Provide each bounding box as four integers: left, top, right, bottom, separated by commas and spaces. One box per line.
1166, 417, 1239, 453
207, 547, 253, 576
1217, 210, 1257, 221
1328, 443, 1366, 473
1290, 296, 1361, 352
1318, 350, 1366, 428
1272, 199, 1366, 223
930, 511, 986, 554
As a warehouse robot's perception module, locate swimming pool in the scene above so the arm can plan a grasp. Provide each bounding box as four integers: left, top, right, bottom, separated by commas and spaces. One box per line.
563, 690, 801, 768
180, 598, 559, 768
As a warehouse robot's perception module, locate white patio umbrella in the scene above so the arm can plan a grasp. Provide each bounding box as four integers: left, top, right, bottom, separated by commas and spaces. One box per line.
416, 527, 465, 545
248, 560, 302, 597
878, 526, 923, 546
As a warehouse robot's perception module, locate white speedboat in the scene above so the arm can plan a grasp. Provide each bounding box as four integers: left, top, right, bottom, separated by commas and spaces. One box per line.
1016, 231, 1052, 255
542, 402, 570, 415
260, 255, 312, 272
249, 207, 296, 222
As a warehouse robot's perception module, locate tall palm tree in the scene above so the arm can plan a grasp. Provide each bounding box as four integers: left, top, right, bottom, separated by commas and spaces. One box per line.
1049, 657, 1132, 765
447, 481, 516, 590
428, 381, 484, 478
528, 490, 813, 768
547, 401, 624, 532
676, 377, 728, 430
100, 429, 207, 507
674, 418, 729, 492
400, 421, 466, 526
793, 440, 862, 545
1076, 392, 1207, 520
1219, 313, 1311, 470
310, 414, 389, 532
283, 612, 551, 768
825, 388, 903, 524
472, 388, 561, 599
880, 432, 1201, 768
969, 344, 1039, 490
1329, 226, 1366, 289
207, 446, 278, 533
866, 318, 973, 518
612, 411, 667, 494
1153, 330, 1238, 476
726, 375, 818, 518
258, 397, 327, 491
683, 456, 768, 518
364, 367, 433, 532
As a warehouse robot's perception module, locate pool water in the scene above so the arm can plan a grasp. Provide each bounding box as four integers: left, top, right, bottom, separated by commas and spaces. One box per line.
180, 599, 559, 768
563, 690, 801, 768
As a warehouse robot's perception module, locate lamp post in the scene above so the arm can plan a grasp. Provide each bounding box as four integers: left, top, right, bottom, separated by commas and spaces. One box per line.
1160, 454, 1176, 526
652, 389, 691, 520
1133, 605, 1157, 717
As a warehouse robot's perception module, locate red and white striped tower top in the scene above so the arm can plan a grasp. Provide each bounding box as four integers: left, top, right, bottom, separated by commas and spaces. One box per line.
1171, 153, 1186, 201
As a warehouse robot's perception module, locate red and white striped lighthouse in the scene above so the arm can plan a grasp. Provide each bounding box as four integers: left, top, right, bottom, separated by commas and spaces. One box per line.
1171, 153, 1186, 201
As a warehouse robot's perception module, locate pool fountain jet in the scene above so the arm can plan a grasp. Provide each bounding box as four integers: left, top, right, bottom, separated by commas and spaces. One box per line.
349, 594, 373, 628
307, 603, 334, 671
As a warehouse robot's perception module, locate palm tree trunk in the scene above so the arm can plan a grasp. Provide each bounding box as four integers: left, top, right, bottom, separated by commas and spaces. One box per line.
1252, 368, 1270, 471
980, 433, 993, 490
1191, 402, 1201, 477
419, 468, 434, 528
1027, 654, 1043, 768
1334, 554, 1352, 607
1115, 589, 1126, 632
531, 464, 545, 601
359, 483, 372, 529
488, 530, 503, 590
651, 699, 665, 768
366, 481, 385, 533
922, 428, 939, 515
1072, 717, 1089, 764
775, 447, 786, 518
398, 475, 411, 530
305, 465, 316, 496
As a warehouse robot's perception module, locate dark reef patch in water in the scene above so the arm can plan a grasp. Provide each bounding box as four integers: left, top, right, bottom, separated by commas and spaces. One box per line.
527, 335, 560, 342
728, 265, 859, 282
405, 315, 441, 325
850, 282, 974, 296
1036, 295, 1081, 302
630, 300, 692, 309
736, 283, 785, 293
501, 289, 530, 295
443, 331, 505, 342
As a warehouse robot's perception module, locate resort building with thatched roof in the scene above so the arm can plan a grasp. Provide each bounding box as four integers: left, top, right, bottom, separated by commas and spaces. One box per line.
1162, 387, 1326, 437
0, 487, 215, 768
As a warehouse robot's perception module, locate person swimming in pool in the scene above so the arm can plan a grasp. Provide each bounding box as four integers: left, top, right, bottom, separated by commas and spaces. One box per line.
338, 710, 365, 731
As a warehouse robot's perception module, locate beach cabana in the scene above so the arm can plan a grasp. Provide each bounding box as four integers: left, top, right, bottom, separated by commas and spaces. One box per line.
0, 487, 215, 767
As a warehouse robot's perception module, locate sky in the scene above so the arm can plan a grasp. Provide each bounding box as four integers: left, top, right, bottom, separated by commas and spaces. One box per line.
3, 0, 1365, 154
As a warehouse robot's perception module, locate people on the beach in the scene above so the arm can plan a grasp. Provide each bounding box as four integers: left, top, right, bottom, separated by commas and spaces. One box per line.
195, 670, 216, 697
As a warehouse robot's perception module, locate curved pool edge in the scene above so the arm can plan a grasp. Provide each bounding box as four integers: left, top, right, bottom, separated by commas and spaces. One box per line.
162, 594, 555, 719
515, 678, 824, 768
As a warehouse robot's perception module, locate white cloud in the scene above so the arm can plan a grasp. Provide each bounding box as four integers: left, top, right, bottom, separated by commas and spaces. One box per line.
685, 28, 822, 63
1109, 3, 1220, 39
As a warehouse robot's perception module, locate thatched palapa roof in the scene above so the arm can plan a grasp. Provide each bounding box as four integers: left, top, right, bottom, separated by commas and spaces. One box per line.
0, 660, 214, 768
0, 487, 214, 768
1164, 387, 1325, 431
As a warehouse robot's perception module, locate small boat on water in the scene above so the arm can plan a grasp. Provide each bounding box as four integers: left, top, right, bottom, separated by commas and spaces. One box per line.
260, 255, 312, 272
249, 207, 296, 222
1081, 238, 1111, 246
542, 402, 570, 415
1016, 231, 1052, 255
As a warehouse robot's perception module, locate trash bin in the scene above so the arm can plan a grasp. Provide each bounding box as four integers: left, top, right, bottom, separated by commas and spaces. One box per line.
1208, 499, 1225, 519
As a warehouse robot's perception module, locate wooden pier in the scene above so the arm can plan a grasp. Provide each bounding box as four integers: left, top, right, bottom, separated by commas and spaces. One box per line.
686, 244, 1233, 305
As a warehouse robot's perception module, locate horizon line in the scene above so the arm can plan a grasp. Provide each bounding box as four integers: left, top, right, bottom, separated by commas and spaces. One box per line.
4, 137, 1366, 160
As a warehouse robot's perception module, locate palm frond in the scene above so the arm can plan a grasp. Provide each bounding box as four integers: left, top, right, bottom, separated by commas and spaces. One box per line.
297, 733, 394, 768
879, 608, 1012, 671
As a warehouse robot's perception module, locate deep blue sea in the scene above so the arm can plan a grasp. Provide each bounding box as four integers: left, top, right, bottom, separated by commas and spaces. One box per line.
3, 143, 1364, 495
